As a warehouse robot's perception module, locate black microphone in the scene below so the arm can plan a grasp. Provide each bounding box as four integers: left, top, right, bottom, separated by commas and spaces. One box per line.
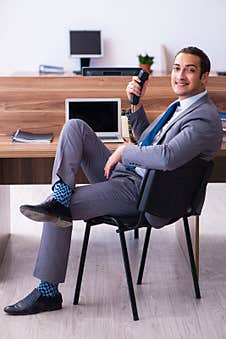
130, 69, 149, 105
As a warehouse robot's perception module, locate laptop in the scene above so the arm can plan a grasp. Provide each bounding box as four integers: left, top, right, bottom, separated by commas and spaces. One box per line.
65, 98, 124, 142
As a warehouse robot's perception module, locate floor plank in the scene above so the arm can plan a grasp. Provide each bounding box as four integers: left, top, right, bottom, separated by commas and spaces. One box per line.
0, 184, 225, 339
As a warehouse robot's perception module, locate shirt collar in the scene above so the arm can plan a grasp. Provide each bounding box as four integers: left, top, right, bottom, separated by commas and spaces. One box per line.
178, 90, 207, 111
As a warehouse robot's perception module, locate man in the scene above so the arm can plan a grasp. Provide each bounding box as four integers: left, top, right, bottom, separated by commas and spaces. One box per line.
4, 46, 222, 315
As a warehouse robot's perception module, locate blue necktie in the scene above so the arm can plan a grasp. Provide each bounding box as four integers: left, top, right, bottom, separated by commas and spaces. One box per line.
141, 101, 180, 146
125, 101, 180, 172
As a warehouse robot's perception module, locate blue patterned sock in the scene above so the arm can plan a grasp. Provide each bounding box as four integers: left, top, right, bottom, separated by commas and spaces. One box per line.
37, 281, 60, 297
53, 180, 73, 208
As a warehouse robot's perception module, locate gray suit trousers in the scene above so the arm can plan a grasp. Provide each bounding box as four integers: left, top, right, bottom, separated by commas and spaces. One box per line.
34, 119, 142, 283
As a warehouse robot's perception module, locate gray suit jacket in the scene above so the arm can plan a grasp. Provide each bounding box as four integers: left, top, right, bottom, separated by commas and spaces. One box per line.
122, 94, 222, 228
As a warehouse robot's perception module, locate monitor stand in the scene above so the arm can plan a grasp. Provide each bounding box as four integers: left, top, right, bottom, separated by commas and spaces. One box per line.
73, 58, 90, 75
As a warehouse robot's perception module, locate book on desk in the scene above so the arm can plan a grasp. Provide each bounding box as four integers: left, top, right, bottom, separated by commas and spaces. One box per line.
12, 129, 53, 143
219, 112, 226, 142
39, 64, 64, 74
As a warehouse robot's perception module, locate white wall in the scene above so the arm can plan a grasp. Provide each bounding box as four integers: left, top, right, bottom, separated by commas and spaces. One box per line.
0, 0, 226, 74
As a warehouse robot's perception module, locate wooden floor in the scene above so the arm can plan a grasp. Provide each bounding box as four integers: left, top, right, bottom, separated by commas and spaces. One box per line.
0, 184, 226, 339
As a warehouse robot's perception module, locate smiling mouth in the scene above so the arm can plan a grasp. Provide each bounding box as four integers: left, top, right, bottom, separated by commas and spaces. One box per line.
175, 82, 189, 86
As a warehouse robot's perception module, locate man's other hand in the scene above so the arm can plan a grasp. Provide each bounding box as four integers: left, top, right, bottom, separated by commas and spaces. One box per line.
104, 145, 126, 179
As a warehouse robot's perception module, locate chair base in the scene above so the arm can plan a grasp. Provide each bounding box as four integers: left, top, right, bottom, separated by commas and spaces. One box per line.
73, 214, 201, 322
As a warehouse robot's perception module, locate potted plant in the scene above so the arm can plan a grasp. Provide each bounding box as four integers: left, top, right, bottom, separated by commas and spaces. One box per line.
138, 54, 154, 73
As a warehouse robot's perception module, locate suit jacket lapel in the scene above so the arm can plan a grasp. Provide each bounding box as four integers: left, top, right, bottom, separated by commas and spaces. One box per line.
155, 94, 209, 144
139, 109, 167, 142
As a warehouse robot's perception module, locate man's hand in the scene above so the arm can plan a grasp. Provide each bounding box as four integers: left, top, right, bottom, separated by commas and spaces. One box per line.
126, 75, 149, 111
104, 145, 126, 179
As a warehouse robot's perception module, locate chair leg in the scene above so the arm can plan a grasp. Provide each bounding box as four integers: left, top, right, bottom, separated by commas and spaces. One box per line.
134, 229, 139, 239
183, 217, 201, 299
118, 230, 139, 321
137, 227, 152, 284
73, 223, 91, 305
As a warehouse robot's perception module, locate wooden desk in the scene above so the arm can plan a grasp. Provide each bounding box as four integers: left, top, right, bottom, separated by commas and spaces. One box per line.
0, 135, 225, 184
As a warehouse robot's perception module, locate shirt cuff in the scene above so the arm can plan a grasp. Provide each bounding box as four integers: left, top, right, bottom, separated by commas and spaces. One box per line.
125, 105, 144, 119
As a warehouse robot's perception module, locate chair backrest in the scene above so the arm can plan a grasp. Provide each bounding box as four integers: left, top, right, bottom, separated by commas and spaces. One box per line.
137, 158, 214, 219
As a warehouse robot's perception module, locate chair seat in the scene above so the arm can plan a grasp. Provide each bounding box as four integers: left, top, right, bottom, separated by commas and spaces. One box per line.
85, 214, 150, 231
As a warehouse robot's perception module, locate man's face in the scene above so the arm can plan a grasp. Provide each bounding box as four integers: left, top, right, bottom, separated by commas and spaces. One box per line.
171, 53, 209, 100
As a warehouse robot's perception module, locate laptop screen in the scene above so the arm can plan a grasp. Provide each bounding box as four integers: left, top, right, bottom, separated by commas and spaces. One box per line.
65, 98, 122, 139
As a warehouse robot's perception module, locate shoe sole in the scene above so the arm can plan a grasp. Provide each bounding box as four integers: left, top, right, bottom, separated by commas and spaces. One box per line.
20, 206, 72, 228
4, 304, 62, 316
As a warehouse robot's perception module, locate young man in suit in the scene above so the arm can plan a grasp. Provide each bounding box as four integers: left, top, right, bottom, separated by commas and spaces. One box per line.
4, 46, 222, 315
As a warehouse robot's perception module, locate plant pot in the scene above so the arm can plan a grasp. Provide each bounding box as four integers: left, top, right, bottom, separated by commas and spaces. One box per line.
139, 64, 153, 73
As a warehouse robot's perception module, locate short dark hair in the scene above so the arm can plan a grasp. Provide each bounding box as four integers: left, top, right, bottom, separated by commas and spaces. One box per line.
175, 46, 211, 77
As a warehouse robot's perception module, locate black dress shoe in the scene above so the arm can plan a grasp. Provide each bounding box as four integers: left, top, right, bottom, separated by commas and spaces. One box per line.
4, 289, 63, 315
20, 196, 72, 228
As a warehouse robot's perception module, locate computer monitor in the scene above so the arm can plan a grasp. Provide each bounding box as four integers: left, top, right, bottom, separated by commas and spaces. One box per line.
69, 30, 103, 74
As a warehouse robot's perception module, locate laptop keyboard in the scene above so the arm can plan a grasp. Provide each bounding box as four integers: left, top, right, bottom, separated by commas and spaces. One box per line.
101, 136, 118, 140
99, 136, 124, 143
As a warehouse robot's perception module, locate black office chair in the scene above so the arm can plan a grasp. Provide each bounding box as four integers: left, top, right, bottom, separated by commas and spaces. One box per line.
73, 158, 213, 321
